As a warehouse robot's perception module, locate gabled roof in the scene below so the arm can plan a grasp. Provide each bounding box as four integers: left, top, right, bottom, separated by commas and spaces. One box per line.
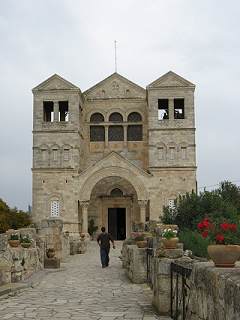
147, 71, 195, 89
83, 72, 146, 99
80, 151, 152, 178
32, 74, 80, 92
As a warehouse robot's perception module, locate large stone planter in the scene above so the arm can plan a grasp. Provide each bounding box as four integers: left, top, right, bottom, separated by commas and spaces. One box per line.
136, 240, 148, 248
208, 244, 240, 267
162, 237, 179, 249
8, 240, 20, 247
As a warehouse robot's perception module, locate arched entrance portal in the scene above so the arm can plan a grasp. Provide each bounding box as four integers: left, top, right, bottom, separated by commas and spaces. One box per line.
89, 176, 139, 240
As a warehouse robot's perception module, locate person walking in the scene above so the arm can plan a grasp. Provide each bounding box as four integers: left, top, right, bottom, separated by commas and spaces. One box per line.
97, 227, 115, 268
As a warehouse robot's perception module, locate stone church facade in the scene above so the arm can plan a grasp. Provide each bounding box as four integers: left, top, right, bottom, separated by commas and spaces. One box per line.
32, 71, 197, 239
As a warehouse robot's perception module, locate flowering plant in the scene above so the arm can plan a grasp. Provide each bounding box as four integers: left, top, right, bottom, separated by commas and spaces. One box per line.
197, 218, 239, 245
161, 228, 178, 239
9, 233, 19, 240
20, 235, 32, 244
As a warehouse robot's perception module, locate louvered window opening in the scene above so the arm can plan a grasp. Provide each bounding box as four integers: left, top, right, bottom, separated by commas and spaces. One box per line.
128, 112, 142, 122
90, 126, 105, 141
109, 126, 124, 141
90, 113, 104, 123
127, 125, 143, 141
109, 112, 123, 122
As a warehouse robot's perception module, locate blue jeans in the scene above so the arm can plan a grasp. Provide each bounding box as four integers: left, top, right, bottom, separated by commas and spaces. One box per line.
100, 247, 110, 267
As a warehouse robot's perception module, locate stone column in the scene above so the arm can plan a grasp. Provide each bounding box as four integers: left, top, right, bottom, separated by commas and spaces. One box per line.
53, 101, 59, 122
105, 125, 109, 148
168, 98, 174, 120
138, 200, 148, 225
80, 201, 89, 234
124, 125, 127, 147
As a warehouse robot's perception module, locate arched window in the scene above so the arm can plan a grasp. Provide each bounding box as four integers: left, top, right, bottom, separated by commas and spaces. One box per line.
110, 188, 123, 197
127, 112, 142, 122
90, 126, 105, 141
127, 125, 143, 141
90, 113, 104, 123
109, 112, 123, 122
108, 126, 124, 141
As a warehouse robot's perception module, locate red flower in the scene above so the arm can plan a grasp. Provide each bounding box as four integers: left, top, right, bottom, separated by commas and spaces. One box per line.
216, 234, 224, 243
202, 219, 210, 228
220, 223, 229, 231
229, 224, 237, 232
197, 222, 204, 230
201, 231, 208, 238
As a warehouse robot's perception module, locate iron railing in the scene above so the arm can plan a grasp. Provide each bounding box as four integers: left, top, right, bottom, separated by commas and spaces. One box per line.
146, 238, 153, 287
170, 262, 192, 320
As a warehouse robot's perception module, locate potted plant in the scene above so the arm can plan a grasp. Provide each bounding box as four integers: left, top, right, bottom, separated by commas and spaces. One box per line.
8, 233, 20, 247
161, 228, 178, 249
134, 234, 148, 248
20, 235, 32, 248
198, 218, 240, 267
46, 248, 55, 259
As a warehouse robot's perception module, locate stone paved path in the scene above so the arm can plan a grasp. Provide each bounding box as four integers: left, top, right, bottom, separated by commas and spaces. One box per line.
0, 242, 167, 320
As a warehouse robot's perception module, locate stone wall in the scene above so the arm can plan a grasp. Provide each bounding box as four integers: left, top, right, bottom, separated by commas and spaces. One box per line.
122, 242, 147, 284
0, 229, 43, 286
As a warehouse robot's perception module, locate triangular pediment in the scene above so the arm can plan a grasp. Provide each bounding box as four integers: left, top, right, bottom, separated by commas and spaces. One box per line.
147, 71, 195, 88
32, 74, 80, 92
80, 152, 151, 178
83, 73, 146, 99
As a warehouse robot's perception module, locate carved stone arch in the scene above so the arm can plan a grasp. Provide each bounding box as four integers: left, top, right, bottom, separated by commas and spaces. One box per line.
86, 110, 106, 122
39, 143, 49, 151
107, 109, 126, 122
79, 166, 148, 201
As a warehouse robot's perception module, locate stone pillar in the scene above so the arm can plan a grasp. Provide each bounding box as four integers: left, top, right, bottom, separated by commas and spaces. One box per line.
80, 201, 89, 234
138, 200, 148, 225
53, 101, 59, 121
105, 125, 109, 148
169, 98, 174, 120
124, 125, 127, 147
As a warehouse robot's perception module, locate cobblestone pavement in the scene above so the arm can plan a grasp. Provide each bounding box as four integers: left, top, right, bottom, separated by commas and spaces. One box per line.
0, 242, 167, 320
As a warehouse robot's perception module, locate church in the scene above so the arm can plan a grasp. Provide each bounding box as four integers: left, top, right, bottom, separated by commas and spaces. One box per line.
32, 71, 197, 239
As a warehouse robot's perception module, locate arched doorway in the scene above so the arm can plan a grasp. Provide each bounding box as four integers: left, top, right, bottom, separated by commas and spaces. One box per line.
88, 176, 139, 240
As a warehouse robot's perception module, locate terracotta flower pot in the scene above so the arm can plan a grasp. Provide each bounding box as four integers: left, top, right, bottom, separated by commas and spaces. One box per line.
21, 242, 32, 248
136, 240, 148, 248
162, 237, 179, 249
8, 240, 20, 247
207, 245, 240, 267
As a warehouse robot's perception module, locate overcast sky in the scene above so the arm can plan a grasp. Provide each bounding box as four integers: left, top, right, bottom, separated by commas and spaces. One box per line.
0, 0, 240, 210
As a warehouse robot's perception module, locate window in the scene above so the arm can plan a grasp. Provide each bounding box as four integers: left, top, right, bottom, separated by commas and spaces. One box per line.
109, 112, 123, 122
59, 101, 69, 122
43, 101, 54, 122
158, 99, 169, 120
168, 199, 175, 210
108, 126, 124, 141
158, 147, 165, 160
90, 126, 105, 141
53, 149, 58, 161
174, 99, 184, 119
90, 113, 104, 123
41, 148, 48, 162
110, 188, 123, 197
127, 125, 142, 141
51, 200, 60, 217
127, 112, 142, 122
169, 147, 175, 160
63, 149, 70, 161
181, 146, 187, 160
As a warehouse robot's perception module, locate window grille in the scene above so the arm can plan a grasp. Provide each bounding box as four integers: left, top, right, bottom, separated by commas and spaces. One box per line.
109, 112, 123, 122
51, 200, 60, 217
127, 125, 143, 141
90, 113, 104, 123
127, 112, 142, 122
90, 126, 105, 141
108, 126, 124, 141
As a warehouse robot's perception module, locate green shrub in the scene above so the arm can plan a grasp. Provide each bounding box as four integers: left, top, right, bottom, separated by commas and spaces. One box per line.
179, 229, 210, 258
